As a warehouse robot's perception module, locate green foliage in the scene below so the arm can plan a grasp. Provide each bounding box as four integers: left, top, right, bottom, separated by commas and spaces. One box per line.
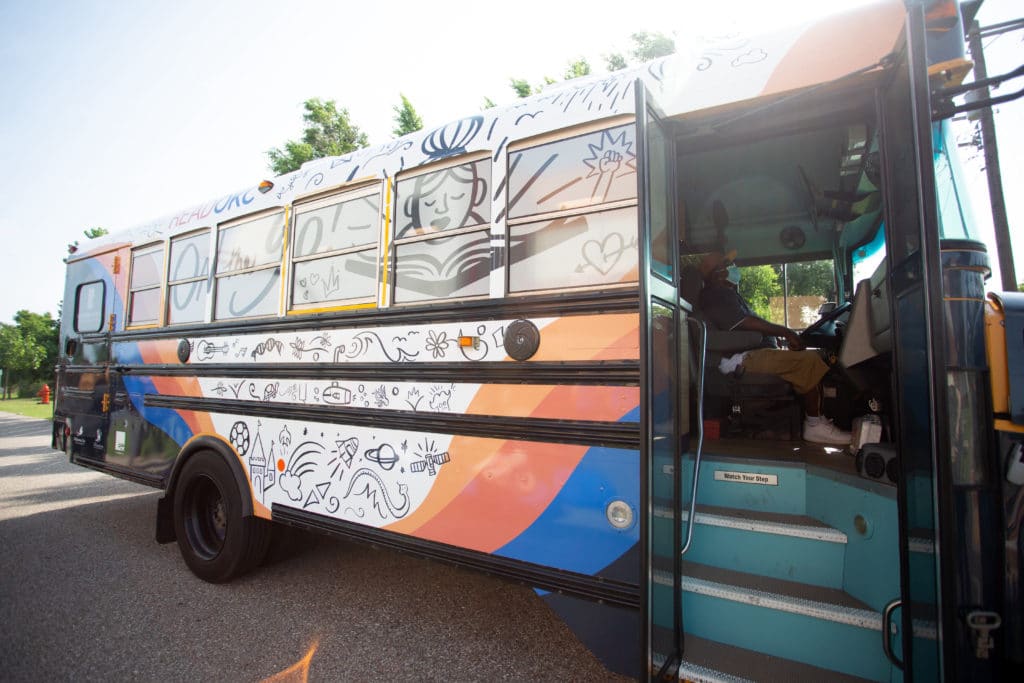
392, 94, 423, 137
0, 319, 48, 400
605, 52, 628, 71
83, 227, 108, 239
481, 96, 497, 110
564, 58, 591, 80
738, 265, 782, 320
267, 98, 369, 175
783, 260, 835, 297
510, 78, 533, 98
629, 31, 676, 62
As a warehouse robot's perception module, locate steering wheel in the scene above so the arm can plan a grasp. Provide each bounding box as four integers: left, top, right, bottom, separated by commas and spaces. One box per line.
800, 300, 853, 340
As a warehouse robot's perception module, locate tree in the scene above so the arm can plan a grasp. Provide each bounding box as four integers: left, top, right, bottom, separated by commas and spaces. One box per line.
738, 265, 782, 320
509, 78, 533, 98
783, 261, 835, 297
392, 94, 423, 137
481, 96, 497, 110
629, 31, 676, 61
0, 323, 45, 399
564, 58, 591, 80
605, 53, 628, 71
15, 310, 58, 384
67, 226, 109, 256
267, 98, 369, 175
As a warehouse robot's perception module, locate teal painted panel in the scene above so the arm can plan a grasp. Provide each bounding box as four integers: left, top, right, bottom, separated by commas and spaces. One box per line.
806, 470, 900, 611
685, 524, 845, 588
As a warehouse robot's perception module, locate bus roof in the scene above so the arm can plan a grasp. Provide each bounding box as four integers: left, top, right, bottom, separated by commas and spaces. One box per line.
73, 0, 905, 261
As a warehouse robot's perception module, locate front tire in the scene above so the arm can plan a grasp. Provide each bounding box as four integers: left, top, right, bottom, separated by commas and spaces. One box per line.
173, 451, 270, 583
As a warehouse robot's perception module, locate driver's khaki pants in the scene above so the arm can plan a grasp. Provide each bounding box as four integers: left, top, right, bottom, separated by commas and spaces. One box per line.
742, 349, 830, 396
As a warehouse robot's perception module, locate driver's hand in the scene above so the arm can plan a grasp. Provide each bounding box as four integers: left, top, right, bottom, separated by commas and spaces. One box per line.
784, 329, 805, 351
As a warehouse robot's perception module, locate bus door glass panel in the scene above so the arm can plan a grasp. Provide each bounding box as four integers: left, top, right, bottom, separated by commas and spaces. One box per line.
128, 244, 164, 326
507, 124, 639, 293
392, 159, 491, 303
879, 9, 948, 677
214, 211, 285, 319
291, 188, 380, 307
167, 231, 211, 325
637, 80, 685, 675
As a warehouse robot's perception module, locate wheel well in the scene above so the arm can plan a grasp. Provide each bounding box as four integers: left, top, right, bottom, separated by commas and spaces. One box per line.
156, 436, 254, 544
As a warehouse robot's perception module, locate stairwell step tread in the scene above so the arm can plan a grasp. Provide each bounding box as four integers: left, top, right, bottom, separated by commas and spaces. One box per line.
654, 560, 881, 630
656, 633, 876, 683
696, 503, 826, 527
652, 502, 847, 543
681, 560, 873, 613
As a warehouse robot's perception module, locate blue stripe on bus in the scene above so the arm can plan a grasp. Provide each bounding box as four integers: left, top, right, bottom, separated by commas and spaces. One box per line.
118, 346, 195, 448
494, 407, 641, 577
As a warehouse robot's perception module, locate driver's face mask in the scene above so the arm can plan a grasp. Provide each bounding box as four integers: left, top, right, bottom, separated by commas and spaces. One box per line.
726, 264, 741, 286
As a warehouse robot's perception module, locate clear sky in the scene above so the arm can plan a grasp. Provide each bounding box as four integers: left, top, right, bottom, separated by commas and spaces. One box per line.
0, 0, 1020, 323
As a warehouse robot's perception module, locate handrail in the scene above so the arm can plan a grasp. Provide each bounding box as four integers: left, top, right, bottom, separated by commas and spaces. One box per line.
882, 598, 905, 670
680, 318, 707, 557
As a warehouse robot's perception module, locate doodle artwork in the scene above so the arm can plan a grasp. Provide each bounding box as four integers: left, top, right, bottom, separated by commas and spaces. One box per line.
219, 415, 454, 526
393, 158, 492, 302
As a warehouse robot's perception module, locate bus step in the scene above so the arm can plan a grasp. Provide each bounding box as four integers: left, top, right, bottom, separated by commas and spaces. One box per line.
652, 503, 847, 589
652, 561, 892, 681
652, 633, 876, 682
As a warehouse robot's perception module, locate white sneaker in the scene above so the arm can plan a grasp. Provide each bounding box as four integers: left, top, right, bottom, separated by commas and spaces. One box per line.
803, 418, 852, 446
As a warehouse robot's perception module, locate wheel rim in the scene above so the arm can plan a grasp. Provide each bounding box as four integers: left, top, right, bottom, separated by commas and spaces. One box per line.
183, 474, 227, 560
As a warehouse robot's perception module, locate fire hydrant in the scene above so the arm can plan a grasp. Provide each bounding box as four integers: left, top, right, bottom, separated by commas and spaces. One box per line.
38, 384, 50, 405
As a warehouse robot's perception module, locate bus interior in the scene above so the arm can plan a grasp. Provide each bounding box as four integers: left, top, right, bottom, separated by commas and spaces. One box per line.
674, 77, 923, 468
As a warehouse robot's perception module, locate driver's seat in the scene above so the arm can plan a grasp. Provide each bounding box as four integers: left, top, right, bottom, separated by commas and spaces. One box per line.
681, 265, 801, 438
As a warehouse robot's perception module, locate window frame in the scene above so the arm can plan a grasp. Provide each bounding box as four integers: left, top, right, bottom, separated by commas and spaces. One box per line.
505, 117, 639, 296
212, 208, 286, 321
74, 280, 106, 334
126, 242, 165, 328
287, 183, 383, 313
390, 152, 493, 305
166, 228, 213, 326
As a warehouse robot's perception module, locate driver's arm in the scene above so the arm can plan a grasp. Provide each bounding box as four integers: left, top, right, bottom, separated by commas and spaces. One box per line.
734, 316, 805, 350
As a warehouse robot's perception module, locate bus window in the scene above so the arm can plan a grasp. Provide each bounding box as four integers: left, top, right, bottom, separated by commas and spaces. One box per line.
392, 158, 491, 303
507, 124, 638, 292
290, 186, 380, 309
736, 259, 834, 331
74, 281, 105, 333
852, 224, 886, 284
214, 210, 285, 319
167, 230, 211, 325
128, 244, 165, 326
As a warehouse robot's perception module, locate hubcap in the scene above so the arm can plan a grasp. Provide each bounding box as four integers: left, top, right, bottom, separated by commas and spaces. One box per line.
184, 474, 227, 560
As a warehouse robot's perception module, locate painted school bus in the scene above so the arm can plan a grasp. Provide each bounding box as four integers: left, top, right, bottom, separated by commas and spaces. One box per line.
53, 1, 1023, 679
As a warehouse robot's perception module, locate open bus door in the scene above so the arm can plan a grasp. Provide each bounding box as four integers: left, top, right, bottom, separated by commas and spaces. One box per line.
877, 6, 1002, 679
635, 79, 689, 679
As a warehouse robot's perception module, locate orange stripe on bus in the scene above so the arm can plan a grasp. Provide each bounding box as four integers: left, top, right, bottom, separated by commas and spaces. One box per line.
409, 439, 587, 553
387, 316, 639, 541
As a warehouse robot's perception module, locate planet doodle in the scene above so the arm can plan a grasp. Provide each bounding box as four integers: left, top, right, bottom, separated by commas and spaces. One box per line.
364, 443, 399, 471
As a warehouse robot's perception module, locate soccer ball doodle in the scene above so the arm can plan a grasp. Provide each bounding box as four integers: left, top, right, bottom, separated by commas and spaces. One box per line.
229, 421, 250, 456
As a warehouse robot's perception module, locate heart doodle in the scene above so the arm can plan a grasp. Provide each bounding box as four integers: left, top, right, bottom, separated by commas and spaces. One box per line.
582, 232, 626, 275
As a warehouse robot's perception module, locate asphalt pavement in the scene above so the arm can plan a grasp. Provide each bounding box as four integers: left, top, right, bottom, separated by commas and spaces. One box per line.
0, 412, 627, 682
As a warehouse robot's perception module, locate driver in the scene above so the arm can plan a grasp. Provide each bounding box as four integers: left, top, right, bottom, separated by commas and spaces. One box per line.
698, 249, 851, 446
